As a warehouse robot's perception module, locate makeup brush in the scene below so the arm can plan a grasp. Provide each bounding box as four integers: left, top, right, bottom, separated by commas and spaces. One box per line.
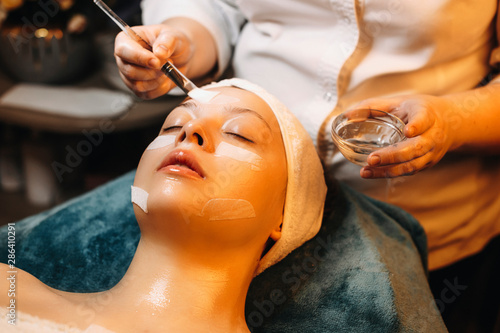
93, 0, 219, 102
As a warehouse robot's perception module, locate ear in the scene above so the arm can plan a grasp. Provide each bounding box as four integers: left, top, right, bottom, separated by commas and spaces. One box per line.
269, 223, 282, 241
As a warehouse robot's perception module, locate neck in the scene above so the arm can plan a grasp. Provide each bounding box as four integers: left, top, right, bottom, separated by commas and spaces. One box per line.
99, 236, 260, 332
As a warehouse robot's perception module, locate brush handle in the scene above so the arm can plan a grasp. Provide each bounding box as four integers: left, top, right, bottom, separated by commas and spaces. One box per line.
160, 63, 191, 94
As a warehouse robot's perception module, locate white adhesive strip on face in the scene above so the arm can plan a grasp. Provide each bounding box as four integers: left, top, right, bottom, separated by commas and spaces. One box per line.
201, 199, 256, 221
146, 135, 176, 150
131, 186, 149, 213
215, 142, 263, 171
83, 324, 117, 333
204, 94, 240, 105
187, 88, 220, 103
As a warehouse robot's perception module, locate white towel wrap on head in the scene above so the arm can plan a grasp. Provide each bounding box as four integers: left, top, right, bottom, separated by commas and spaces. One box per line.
202, 79, 328, 275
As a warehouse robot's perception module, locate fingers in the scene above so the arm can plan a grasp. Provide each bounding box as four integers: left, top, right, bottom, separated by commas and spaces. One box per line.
152, 33, 177, 63
347, 95, 452, 178
116, 55, 175, 99
116, 57, 163, 81
403, 103, 435, 138
345, 99, 399, 120
115, 31, 161, 70
115, 27, 183, 99
119, 71, 175, 100
360, 153, 433, 178
114, 24, 195, 98
366, 137, 432, 166
360, 137, 436, 178
343, 108, 387, 122
349, 98, 400, 114
153, 29, 192, 67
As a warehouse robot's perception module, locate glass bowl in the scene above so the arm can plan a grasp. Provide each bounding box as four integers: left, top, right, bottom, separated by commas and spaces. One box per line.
331, 109, 406, 166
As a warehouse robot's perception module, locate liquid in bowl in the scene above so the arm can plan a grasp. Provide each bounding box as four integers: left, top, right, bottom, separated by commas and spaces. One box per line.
332, 110, 406, 166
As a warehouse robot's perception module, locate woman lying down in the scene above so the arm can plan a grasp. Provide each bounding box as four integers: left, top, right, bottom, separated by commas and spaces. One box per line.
0, 79, 327, 333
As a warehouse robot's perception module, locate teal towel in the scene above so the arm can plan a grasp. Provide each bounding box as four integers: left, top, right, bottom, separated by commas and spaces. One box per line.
0, 171, 446, 332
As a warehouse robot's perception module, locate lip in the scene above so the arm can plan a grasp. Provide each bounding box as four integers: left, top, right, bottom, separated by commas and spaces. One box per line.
157, 149, 205, 179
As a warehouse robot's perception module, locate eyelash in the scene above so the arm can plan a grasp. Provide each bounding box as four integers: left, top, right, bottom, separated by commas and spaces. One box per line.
226, 132, 254, 143
162, 126, 182, 133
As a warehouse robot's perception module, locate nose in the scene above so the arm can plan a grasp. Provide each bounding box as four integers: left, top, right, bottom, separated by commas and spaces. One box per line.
177, 121, 213, 151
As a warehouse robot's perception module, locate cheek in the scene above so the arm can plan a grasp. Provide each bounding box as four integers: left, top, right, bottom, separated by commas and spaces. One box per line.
135, 134, 176, 186
133, 148, 170, 199
249, 175, 286, 221
134, 151, 156, 188
211, 158, 285, 220
249, 153, 287, 219
132, 152, 160, 216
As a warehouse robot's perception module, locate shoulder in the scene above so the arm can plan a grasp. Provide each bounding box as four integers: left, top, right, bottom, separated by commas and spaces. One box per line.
1, 263, 59, 309
0, 263, 91, 327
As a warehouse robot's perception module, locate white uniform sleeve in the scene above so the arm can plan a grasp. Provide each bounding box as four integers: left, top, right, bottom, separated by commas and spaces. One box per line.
141, 0, 246, 78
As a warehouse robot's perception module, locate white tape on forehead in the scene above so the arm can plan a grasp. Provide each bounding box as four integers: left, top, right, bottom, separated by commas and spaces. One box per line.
215, 142, 263, 171
187, 88, 220, 103
201, 199, 256, 221
205, 94, 240, 104
131, 186, 149, 213
146, 135, 176, 150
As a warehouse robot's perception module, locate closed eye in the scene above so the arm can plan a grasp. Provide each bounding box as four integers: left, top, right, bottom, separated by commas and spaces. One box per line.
162, 125, 183, 133
226, 132, 254, 143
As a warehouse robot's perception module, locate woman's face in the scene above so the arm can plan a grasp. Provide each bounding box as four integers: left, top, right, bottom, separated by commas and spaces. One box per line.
133, 87, 287, 249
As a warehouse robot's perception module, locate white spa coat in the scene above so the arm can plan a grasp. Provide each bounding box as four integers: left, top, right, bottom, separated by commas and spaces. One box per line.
141, 0, 500, 270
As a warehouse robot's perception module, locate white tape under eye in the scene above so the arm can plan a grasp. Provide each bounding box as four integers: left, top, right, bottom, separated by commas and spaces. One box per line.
201, 199, 256, 221
131, 186, 149, 213
147, 135, 176, 150
215, 142, 263, 171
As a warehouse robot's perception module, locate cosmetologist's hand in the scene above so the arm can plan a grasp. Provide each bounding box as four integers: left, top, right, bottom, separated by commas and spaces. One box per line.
351, 95, 459, 178
115, 24, 194, 99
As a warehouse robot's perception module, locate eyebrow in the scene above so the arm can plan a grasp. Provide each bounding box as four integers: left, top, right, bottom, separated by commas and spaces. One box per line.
177, 100, 273, 132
